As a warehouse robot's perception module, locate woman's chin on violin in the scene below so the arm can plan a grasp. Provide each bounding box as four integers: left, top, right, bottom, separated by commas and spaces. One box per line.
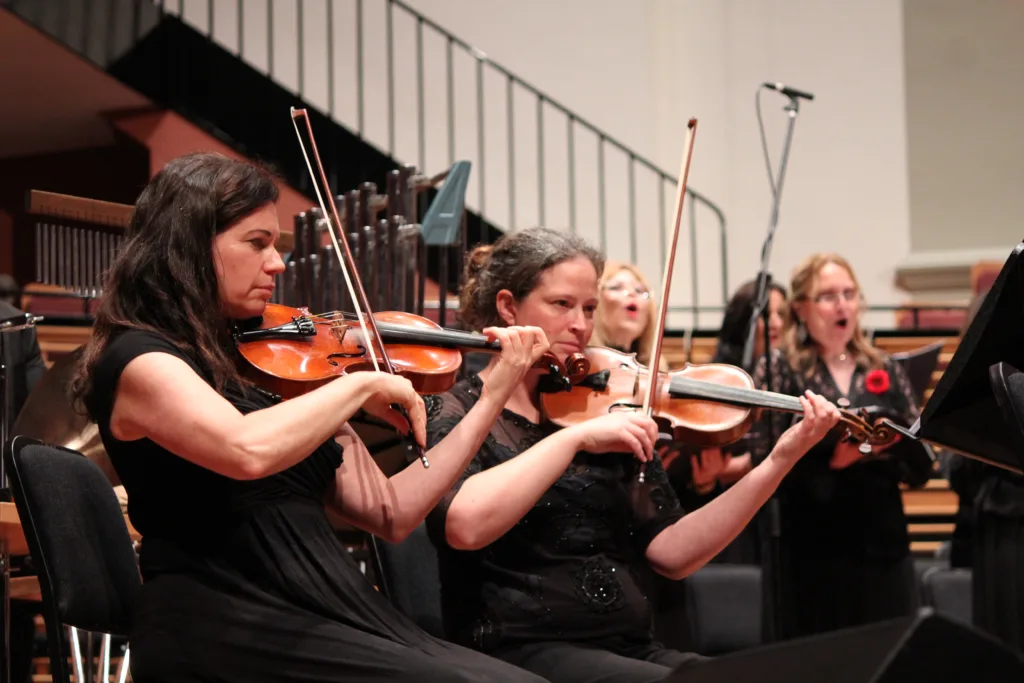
211, 203, 286, 320
490, 256, 595, 365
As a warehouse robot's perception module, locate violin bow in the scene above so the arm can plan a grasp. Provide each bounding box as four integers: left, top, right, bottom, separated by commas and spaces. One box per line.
290, 107, 429, 468
638, 118, 698, 482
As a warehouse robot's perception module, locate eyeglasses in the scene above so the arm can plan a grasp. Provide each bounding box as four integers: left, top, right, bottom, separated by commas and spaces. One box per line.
603, 283, 652, 300
812, 288, 859, 305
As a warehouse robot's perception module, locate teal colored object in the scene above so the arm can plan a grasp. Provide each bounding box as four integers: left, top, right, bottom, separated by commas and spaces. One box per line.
420, 161, 471, 246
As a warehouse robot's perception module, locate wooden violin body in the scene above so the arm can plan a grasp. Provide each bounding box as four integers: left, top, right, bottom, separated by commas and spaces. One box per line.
540, 347, 757, 447
235, 303, 590, 399
540, 346, 900, 451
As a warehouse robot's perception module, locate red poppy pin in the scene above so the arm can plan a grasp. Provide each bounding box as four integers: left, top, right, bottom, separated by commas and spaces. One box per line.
865, 369, 891, 395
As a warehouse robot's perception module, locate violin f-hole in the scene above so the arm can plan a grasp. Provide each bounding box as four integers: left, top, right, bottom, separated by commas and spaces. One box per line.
326, 347, 368, 366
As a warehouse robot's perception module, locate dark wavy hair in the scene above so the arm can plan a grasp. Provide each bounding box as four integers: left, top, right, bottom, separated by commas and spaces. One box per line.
459, 227, 605, 331
712, 278, 788, 371
71, 153, 280, 415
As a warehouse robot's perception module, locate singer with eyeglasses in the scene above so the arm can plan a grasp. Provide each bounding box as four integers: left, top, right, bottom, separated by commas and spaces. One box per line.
590, 262, 731, 505
747, 253, 926, 640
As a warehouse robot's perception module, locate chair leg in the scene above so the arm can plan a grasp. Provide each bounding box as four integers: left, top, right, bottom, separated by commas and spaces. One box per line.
115, 645, 130, 683
98, 633, 111, 683
69, 627, 85, 683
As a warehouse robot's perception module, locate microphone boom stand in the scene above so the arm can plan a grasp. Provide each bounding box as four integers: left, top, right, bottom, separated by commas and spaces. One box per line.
741, 90, 802, 643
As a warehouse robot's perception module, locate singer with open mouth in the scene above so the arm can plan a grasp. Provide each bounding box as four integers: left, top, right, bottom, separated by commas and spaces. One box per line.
747, 252, 927, 641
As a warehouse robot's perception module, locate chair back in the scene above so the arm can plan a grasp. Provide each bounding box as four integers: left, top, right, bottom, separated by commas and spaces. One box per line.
921, 567, 972, 625
4, 436, 141, 683
892, 340, 946, 405
685, 564, 762, 654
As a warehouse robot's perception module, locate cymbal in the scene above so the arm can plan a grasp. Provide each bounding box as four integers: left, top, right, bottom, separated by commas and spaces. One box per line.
12, 347, 123, 491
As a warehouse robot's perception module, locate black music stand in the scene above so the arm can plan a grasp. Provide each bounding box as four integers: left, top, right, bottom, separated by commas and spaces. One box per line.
902, 241, 1024, 473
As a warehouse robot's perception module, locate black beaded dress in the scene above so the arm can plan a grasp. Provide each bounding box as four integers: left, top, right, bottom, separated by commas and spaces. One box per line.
425, 374, 707, 683
86, 330, 545, 683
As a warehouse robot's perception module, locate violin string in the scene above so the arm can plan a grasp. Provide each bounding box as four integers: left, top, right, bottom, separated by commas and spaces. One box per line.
290, 109, 382, 374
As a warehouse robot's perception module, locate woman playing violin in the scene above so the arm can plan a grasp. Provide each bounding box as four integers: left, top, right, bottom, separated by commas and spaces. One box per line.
424, 227, 841, 683
70, 153, 553, 683
748, 253, 925, 641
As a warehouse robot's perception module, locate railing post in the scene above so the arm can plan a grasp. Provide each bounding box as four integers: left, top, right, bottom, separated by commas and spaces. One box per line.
567, 115, 576, 234
356, 0, 364, 136
386, 0, 395, 156
447, 37, 455, 166
417, 18, 426, 171
507, 76, 515, 231
628, 156, 636, 265
537, 97, 545, 227
597, 136, 606, 252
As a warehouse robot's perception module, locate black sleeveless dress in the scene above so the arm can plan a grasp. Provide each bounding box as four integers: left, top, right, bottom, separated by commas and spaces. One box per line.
87, 330, 544, 683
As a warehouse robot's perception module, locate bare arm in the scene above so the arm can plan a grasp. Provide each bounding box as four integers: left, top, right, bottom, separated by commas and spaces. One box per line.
645, 392, 840, 579
444, 411, 658, 551
328, 325, 555, 543
718, 452, 752, 484
327, 383, 515, 543
111, 352, 414, 480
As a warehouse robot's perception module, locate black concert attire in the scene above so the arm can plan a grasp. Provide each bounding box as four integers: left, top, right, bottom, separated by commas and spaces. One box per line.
425, 374, 707, 683
939, 451, 977, 568
966, 460, 1024, 652
1, 300, 48, 683
86, 330, 544, 683
749, 350, 922, 640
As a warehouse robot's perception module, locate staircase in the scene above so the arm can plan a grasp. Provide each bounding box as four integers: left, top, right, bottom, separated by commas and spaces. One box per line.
2, 0, 729, 325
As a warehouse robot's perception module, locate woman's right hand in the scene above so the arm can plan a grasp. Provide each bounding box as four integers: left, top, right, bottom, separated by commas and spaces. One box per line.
570, 412, 659, 463
480, 325, 551, 397
358, 373, 427, 449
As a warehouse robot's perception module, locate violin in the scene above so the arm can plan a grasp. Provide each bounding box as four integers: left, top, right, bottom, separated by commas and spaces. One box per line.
539, 346, 901, 452
235, 303, 591, 400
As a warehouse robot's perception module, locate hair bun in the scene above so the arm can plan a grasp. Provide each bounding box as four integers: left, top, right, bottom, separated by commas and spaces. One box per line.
464, 244, 494, 282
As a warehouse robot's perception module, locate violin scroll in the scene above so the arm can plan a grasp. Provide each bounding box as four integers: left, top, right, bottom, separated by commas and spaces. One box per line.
835, 407, 905, 454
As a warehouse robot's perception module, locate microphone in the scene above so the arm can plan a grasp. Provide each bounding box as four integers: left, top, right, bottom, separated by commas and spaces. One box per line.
762, 82, 815, 101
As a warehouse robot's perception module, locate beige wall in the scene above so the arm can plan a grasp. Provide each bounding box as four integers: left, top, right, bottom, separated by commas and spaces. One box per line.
898, 0, 1024, 297
169, 0, 1023, 320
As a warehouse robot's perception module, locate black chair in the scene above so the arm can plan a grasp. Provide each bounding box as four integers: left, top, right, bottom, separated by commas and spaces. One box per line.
892, 339, 946, 406
920, 567, 972, 625
913, 557, 949, 606
684, 564, 762, 655
369, 523, 446, 639
4, 436, 141, 683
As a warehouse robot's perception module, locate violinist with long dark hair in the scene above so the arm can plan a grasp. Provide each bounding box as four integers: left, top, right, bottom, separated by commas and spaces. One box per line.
424, 227, 842, 683
69, 153, 553, 683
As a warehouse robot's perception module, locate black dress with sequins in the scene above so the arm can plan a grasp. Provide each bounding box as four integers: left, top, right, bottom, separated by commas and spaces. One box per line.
425, 375, 703, 681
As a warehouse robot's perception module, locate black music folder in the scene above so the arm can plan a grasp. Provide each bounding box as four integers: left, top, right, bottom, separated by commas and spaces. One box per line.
905, 241, 1024, 474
